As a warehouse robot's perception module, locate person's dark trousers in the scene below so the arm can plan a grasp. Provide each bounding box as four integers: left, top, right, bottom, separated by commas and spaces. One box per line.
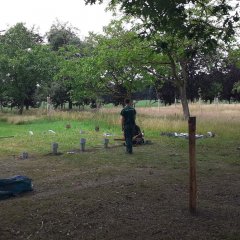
124, 124, 134, 153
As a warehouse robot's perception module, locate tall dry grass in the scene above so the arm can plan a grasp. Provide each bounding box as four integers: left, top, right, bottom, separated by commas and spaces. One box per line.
0, 114, 41, 125
128, 103, 240, 121
0, 109, 96, 124
44, 104, 240, 133
100, 103, 240, 135
46, 109, 96, 121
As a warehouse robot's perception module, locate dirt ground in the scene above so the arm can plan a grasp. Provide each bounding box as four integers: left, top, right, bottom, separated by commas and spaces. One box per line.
0, 141, 239, 240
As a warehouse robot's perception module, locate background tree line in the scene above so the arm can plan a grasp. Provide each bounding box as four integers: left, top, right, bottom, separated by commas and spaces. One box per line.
0, 0, 240, 116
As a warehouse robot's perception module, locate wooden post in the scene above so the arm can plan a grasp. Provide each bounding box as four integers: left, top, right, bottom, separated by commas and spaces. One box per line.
188, 117, 197, 214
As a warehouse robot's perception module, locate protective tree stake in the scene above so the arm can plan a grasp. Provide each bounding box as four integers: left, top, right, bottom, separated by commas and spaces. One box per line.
188, 117, 197, 214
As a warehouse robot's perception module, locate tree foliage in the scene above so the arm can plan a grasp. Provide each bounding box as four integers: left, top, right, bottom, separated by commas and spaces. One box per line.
1, 9, 240, 114
47, 21, 82, 51
0, 23, 57, 113
85, 0, 239, 118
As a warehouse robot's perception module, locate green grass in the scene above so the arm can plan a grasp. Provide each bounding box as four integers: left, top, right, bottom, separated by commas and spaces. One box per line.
135, 99, 160, 107
0, 106, 239, 156
103, 100, 160, 108
0, 117, 122, 155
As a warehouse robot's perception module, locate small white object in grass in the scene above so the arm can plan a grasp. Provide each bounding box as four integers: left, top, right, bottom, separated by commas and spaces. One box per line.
103, 132, 112, 137
48, 130, 56, 134
29, 131, 33, 136
207, 131, 213, 137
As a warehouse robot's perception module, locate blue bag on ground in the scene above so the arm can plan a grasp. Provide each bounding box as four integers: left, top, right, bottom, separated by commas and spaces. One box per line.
0, 175, 33, 200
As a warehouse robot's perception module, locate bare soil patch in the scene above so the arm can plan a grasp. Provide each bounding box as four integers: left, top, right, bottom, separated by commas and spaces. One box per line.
0, 141, 239, 240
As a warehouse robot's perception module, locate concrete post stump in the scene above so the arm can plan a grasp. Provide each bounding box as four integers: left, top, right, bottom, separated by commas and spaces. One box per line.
21, 152, 28, 159
103, 138, 109, 148
80, 138, 86, 151
52, 142, 58, 155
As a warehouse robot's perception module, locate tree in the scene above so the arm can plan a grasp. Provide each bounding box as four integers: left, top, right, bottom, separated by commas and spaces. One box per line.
86, 1, 238, 43
85, 0, 239, 118
52, 44, 93, 109
46, 22, 85, 109
91, 20, 175, 104
232, 81, 240, 95
47, 21, 82, 51
92, 21, 152, 100
57, 20, 158, 106
0, 53, 9, 108
0, 23, 57, 114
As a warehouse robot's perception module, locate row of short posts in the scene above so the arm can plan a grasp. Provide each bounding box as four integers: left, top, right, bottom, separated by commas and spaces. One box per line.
51, 138, 110, 154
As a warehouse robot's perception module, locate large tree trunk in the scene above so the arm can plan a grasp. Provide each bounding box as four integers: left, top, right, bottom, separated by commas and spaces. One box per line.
168, 54, 190, 119
69, 100, 73, 110
179, 60, 190, 119
18, 104, 24, 115
179, 84, 190, 119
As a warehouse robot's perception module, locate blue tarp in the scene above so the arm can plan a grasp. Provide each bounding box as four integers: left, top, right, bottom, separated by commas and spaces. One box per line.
0, 175, 33, 200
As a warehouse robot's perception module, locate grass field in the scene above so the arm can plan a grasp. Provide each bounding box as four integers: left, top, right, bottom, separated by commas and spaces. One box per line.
0, 104, 239, 240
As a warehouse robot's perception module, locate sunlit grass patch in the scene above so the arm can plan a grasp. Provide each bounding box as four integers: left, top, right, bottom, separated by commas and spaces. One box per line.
0, 103, 239, 156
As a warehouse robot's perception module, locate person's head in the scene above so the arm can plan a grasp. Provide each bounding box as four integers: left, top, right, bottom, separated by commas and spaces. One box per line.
125, 98, 132, 105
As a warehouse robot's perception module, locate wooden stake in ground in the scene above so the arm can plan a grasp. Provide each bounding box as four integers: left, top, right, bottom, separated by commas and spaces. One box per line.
188, 116, 197, 214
